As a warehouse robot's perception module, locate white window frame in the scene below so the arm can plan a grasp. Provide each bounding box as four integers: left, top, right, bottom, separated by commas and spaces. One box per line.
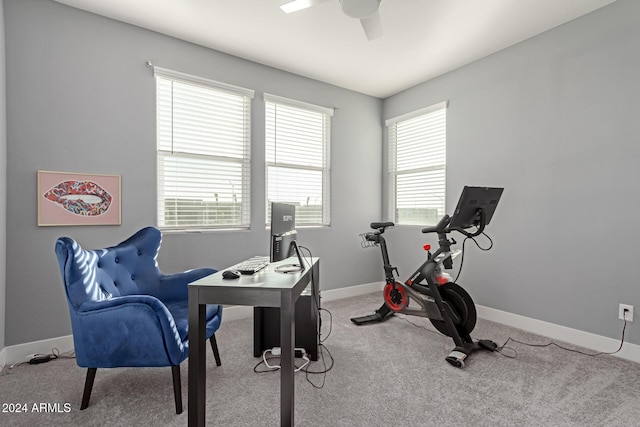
264, 93, 332, 227
386, 101, 448, 226
154, 66, 254, 230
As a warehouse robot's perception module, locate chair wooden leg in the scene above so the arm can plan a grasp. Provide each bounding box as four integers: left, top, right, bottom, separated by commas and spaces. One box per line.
209, 335, 222, 366
171, 365, 182, 414
80, 368, 97, 410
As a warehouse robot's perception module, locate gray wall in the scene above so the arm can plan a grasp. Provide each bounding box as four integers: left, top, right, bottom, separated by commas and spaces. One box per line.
3, 0, 382, 346
384, 0, 640, 345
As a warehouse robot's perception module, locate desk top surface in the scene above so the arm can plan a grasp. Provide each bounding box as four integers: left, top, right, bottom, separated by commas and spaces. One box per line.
190, 256, 318, 291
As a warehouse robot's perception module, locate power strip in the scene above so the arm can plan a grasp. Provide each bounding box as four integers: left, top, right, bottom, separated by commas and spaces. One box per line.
263, 347, 310, 372
270, 347, 306, 358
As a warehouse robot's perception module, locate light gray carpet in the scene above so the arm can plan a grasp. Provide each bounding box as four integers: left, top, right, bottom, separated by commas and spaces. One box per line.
2, 292, 640, 426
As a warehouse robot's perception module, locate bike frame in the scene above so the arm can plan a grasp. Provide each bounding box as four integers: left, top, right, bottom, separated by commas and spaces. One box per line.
353, 209, 499, 368
367, 227, 468, 347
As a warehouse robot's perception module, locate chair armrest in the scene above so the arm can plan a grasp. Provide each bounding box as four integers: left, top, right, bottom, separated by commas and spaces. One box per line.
79, 294, 169, 314
74, 295, 187, 367
157, 267, 217, 301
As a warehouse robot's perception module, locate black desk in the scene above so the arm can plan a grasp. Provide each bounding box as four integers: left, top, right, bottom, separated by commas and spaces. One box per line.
188, 257, 320, 427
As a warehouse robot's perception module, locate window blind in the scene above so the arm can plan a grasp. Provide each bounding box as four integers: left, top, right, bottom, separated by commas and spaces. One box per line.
155, 70, 252, 229
265, 94, 332, 226
388, 103, 447, 225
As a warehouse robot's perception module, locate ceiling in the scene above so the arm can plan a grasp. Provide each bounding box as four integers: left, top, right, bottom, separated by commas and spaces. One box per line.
53, 0, 618, 98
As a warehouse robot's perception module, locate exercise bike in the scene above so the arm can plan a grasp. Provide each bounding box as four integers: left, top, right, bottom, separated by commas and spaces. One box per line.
351, 186, 504, 368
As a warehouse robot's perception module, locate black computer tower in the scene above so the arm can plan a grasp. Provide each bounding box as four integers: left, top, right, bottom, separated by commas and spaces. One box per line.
253, 285, 319, 361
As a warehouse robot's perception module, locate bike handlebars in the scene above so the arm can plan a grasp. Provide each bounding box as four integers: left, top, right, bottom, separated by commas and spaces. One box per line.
421, 209, 487, 238
366, 208, 488, 240
421, 215, 451, 234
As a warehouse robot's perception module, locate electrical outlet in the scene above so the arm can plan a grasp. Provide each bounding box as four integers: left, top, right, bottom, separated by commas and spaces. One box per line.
619, 304, 634, 322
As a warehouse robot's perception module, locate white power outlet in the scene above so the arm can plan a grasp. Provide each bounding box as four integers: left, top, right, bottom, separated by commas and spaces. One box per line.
619, 304, 634, 322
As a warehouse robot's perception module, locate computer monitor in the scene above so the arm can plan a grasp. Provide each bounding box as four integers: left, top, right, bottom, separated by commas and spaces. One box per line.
271, 202, 295, 236
449, 186, 504, 230
270, 202, 306, 270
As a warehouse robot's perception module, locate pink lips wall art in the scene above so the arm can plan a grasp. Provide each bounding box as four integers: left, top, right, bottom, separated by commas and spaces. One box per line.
37, 171, 121, 226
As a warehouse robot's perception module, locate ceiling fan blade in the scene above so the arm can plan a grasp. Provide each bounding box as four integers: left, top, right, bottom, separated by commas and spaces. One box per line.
280, 0, 331, 14
360, 11, 383, 40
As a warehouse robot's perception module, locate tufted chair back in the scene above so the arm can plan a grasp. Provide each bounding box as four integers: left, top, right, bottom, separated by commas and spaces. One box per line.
56, 227, 166, 310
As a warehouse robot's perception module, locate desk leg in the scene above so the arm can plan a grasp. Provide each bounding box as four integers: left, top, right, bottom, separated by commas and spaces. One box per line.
280, 291, 295, 427
188, 287, 206, 427
313, 260, 320, 360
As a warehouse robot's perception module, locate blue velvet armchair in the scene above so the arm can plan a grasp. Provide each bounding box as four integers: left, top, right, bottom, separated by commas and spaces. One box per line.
55, 226, 222, 414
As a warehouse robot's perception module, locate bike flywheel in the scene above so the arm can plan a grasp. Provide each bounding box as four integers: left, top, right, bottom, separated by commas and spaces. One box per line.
429, 282, 477, 337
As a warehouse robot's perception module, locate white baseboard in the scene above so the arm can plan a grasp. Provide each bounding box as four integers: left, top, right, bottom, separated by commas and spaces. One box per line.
2, 282, 637, 368
320, 281, 385, 302
1, 335, 75, 370
476, 305, 640, 364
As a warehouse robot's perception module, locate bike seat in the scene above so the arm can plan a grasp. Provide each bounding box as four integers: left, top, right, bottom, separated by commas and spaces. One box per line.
370, 222, 394, 230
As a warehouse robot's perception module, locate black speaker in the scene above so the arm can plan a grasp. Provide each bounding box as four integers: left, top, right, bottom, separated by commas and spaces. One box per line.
253, 285, 319, 361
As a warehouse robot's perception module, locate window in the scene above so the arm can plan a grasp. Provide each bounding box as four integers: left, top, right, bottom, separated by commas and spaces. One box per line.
154, 67, 253, 229
387, 102, 447, 225
265, 94, 332, 226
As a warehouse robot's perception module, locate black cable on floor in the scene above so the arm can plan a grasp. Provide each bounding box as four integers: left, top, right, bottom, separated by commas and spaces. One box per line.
497, 317, 627, 359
